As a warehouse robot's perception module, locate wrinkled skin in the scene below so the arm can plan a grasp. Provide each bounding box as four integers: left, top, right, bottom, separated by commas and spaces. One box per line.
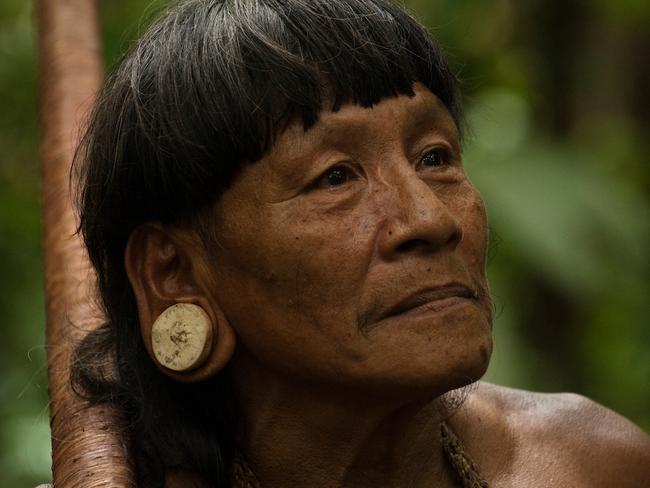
211, 83, 492, 398
126, 84, 650, 488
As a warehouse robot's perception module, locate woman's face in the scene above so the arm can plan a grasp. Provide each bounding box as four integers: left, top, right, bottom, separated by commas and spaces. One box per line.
208, 83, 492, 396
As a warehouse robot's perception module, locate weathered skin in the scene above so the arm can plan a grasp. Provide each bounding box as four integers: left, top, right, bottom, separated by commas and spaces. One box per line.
451, 383, 650, 487
126, 84, 650, 487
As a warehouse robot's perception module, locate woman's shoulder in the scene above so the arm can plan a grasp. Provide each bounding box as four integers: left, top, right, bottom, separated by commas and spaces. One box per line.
450, 381, 650, 487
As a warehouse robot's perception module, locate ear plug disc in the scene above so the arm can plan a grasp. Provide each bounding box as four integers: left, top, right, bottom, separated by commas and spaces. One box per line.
151, 303, 212, 372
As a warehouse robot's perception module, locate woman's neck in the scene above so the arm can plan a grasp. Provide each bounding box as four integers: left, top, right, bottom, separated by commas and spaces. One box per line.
233, 363, 459, 488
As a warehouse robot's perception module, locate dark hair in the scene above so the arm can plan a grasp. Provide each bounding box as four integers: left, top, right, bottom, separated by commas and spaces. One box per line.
73, 0, 463, 486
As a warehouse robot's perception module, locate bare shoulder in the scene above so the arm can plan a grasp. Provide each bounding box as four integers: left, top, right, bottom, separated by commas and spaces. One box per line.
451, 382, 650, 487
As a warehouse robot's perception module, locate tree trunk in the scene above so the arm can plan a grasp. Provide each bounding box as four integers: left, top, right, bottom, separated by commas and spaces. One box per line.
36, 0, 135, 485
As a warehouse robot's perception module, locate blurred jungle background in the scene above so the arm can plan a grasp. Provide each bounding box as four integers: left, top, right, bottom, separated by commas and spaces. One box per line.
1, 0, 648, 485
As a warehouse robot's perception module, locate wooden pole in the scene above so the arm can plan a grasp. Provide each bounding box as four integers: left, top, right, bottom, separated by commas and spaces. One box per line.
36, 0, 136, 485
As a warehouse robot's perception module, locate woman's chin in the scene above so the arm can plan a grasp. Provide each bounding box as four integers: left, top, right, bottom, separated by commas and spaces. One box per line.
327, 329, 493, 402
355, 307, 493, 391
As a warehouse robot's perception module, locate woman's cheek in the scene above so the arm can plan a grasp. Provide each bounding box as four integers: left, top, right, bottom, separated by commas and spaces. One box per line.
451, 183, 488, 259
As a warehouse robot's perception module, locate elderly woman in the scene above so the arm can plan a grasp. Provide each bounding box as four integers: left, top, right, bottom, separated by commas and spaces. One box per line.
71, 0, 650, 486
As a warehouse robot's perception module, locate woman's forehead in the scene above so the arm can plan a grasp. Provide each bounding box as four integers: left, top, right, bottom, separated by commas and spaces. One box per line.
269, 84, 459, 160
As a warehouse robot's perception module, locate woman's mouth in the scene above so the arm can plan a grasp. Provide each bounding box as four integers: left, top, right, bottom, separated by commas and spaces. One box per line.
380, 283, 477, 320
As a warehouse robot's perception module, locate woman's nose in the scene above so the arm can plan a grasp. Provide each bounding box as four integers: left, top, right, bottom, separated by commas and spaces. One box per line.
376, 174, 463, 260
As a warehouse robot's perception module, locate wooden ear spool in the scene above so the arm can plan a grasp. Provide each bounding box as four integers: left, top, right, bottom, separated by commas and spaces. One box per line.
37, 0, 136, 485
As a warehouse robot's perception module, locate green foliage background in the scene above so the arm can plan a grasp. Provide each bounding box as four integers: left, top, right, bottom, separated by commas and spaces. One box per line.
0, 0, 648, 485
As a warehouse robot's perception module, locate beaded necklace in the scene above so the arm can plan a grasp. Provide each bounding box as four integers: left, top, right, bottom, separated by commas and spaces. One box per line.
231, 422, 488, 488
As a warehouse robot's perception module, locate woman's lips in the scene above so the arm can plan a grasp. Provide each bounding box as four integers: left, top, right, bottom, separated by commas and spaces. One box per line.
380, 284, 477, 320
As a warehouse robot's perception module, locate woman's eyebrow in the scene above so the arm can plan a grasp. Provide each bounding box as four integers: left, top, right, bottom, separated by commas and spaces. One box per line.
266, 141, 334, 186
404, 105, 461, 148
409, 103, 457, 130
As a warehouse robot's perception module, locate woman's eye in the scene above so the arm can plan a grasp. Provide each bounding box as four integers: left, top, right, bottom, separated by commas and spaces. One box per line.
419, 148, 451, 168
314, 165, 351, 189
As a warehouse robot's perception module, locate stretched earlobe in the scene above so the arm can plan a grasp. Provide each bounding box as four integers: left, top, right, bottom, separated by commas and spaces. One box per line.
159, 301, 236, 383
125, 223, 236, 383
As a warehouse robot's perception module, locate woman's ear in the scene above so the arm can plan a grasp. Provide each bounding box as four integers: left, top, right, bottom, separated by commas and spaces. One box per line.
125, 223, 236, 383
